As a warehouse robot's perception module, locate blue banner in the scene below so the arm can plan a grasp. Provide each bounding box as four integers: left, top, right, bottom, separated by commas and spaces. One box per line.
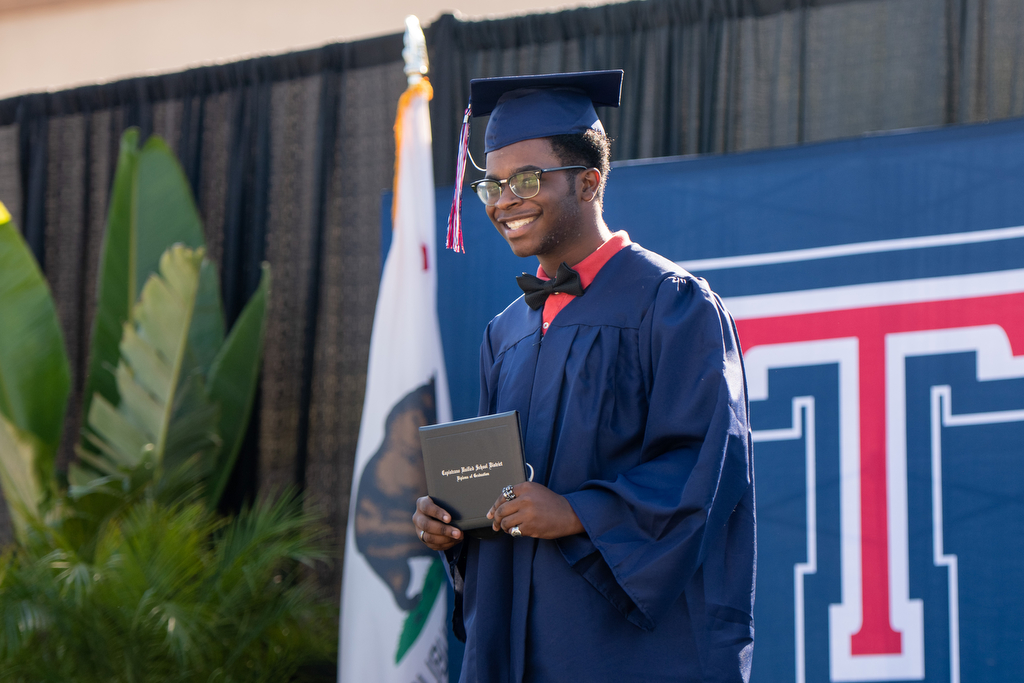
383, 116, 1024, 682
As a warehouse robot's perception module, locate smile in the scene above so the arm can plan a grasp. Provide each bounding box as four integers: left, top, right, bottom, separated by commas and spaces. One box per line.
503, 217, 536, 232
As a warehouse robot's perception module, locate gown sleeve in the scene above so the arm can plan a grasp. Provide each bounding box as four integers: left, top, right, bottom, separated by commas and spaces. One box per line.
558, 275, 754, 668
443, 319, 502, 644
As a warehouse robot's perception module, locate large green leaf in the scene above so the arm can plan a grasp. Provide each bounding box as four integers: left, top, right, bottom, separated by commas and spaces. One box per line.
0, 206, 70, 453
81, 131, 207, 426
0, 416, 46, 540
81, 131, 139, 423
0, 205, 69, 530
205, 265, 270, 506
134, 137, 206, 300
84, 246, 219, 499
189, 260, 226, 377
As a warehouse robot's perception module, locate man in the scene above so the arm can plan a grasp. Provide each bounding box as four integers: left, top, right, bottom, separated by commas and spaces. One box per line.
413, 70, 755, 683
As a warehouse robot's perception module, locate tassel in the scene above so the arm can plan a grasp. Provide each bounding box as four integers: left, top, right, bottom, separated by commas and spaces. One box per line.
446, 104, 472, 253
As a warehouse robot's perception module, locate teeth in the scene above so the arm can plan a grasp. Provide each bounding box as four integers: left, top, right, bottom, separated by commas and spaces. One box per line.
505, 218, 533, 230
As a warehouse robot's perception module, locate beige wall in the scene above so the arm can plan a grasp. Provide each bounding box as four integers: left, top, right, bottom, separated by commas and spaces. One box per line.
0, 0, 618, 99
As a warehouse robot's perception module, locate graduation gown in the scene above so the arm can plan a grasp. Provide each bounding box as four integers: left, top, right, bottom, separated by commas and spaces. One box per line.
449, 244, 755, 683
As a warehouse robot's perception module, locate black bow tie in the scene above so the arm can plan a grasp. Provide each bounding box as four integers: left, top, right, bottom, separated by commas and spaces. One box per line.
516, 263, 585, 310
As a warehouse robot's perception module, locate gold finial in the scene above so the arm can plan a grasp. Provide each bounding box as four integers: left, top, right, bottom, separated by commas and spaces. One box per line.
403, 16, 429, 85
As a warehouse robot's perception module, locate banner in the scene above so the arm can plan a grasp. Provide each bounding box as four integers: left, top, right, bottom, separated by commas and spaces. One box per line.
424, 117, 1024, 682
339, 77, 451, 683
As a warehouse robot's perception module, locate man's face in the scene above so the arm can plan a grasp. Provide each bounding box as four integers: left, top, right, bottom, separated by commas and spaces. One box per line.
484, 137, 583, 262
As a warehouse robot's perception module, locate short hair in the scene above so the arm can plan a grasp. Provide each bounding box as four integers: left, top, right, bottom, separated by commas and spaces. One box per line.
548, 130, 612, 203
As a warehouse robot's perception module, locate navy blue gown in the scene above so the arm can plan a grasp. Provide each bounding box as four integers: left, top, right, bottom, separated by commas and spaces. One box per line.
449, 244, 755, 683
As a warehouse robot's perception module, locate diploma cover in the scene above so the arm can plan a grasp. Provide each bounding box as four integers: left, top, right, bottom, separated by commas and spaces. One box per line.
419, 411, 528, 531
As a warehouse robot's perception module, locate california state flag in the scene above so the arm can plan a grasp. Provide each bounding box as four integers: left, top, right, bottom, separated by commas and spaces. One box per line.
338, 76, 452, 683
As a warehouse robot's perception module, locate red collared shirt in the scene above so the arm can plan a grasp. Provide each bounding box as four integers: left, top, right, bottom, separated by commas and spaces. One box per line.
537, 230, 632, 334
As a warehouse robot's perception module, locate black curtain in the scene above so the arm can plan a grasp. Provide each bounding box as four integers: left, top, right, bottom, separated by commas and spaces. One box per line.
428, 0, 1024, 185
0, 0, 1022, 600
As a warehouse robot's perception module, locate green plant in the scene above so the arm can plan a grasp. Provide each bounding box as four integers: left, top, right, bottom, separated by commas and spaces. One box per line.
0, 130, 267, 536
0, 131, 337, 680
75, 129, 267, 512
0, 494, 334, 683
0, 202, 69, 542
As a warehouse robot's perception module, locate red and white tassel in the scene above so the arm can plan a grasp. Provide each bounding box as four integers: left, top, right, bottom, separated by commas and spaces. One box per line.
446, 104, 472, 253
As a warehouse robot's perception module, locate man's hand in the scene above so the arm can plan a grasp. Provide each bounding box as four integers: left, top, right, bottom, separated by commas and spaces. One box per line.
413, 496, 463, 551
487, 482, 584, 539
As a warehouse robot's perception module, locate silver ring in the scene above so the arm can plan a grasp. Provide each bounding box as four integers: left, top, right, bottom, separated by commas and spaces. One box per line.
509, 525, 522, 538
502, 485, 516, 501
419, 529, 425, 541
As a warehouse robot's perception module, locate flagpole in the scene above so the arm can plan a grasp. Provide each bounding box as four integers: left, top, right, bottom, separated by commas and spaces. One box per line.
403, 15, 428, 86
338, 15, 452, 683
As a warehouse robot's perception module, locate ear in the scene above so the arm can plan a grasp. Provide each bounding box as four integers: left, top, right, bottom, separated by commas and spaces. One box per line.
579, 168, 602, 202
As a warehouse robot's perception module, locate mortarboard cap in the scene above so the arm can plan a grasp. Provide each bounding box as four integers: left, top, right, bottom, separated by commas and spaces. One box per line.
470, 70, 623, 153
446, 70, 623, 252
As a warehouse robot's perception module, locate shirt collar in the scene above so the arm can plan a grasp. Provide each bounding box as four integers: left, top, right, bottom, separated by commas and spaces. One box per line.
535, 230, 632, 288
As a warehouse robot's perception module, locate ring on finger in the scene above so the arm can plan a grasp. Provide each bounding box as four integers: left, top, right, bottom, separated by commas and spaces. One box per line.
502, 485, 516, 501
509, 525, 522, 538
419, 529, 425, 541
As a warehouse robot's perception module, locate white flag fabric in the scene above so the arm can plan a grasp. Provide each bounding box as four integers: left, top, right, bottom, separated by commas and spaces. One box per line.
338, 77, 452, 683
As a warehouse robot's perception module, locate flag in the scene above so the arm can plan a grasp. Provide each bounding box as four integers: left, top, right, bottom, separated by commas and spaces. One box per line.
338, 77, 452, 683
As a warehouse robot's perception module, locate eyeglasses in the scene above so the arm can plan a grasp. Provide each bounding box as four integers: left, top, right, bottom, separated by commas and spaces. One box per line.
470, 166, 587, 206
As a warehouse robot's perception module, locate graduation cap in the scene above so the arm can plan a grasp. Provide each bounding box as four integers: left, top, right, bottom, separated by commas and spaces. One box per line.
446, 70, 623, 253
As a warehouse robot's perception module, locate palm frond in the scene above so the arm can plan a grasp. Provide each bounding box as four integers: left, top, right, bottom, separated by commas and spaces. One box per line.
84, 246, 221, 500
